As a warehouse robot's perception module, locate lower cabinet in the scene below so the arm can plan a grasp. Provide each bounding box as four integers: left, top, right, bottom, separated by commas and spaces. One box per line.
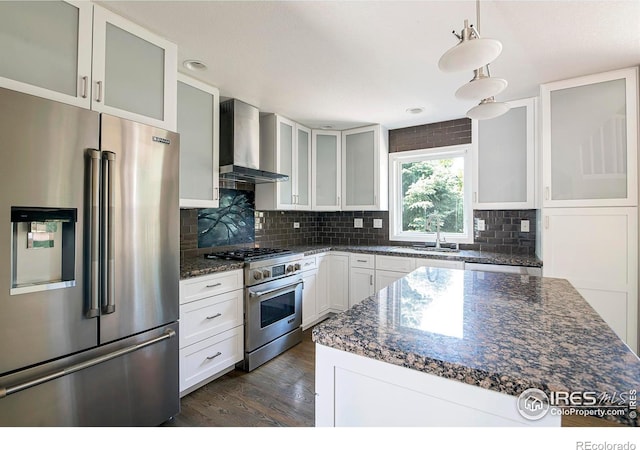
349, 254, 375, 308
302, 253, 345, 330
328, 253, 349, 312
374, 255, 416, 291
542, 207, 638, 353
414, 258, 465, 270
178, 269, 244, 396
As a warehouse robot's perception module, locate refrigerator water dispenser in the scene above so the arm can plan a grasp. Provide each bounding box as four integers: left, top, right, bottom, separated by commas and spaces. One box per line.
10, 207, 77, 295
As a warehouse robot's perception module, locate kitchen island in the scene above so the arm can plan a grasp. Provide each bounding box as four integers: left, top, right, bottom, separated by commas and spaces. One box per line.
312, 267, 640, 427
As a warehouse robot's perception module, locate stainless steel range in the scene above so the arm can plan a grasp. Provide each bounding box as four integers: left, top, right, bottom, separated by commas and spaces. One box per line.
204, 248, 304, 371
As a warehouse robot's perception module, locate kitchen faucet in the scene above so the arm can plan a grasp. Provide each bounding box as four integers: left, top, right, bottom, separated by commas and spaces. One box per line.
427, 214, 444, 249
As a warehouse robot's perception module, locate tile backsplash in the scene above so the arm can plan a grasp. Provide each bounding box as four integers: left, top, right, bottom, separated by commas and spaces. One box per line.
181, 207, 538, 259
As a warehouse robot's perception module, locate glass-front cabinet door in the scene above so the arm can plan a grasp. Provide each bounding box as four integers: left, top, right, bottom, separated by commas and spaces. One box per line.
0, 1, 93, 108
541, 67, 638, 207
92, 5, 177, 131
177, 74, 220, 208
312, 130, 342, 211
296, 124, 312, 210
473, 97, 536, 209
276, 117, 295, 209
341, 125, 388, 211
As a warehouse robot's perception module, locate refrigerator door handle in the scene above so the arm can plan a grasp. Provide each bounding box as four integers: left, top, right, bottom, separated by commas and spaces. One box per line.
101, 152, 116, 314
87, 149, 101, 318
0, 328, 176, 399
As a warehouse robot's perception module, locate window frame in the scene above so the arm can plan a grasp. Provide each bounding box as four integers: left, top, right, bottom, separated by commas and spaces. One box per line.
389, 144, 473, 244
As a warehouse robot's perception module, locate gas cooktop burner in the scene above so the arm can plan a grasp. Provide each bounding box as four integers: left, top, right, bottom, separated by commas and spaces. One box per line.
204, 248, 293, 262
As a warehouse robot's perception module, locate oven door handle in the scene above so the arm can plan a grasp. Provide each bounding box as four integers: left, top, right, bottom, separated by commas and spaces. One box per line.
249, 280, 302, 298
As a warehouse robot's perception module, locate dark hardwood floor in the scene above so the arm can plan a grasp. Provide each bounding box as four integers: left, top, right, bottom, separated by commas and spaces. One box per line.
164, 327, 315, 427
164, 326, 614, 427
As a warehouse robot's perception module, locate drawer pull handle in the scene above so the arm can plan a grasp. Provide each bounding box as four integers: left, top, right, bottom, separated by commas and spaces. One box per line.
206, 352, 222, 361
206, 283, 222, 288
304, 262, 313, 266
206, 313, 222, 320
356, 259, 367, 263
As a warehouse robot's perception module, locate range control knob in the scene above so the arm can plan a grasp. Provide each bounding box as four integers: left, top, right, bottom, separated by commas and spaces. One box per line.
262, 269, 270, 279
253, 271, 263, 281
286, 265, 294, 273
294, 263, 301, 271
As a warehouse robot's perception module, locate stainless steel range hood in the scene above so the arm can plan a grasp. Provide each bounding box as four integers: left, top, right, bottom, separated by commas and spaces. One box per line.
219, 99, 288, 183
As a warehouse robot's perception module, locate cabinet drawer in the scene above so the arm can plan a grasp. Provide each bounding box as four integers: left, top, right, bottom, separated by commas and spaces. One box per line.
414, 258, 464, 270
180, 289, 244, 348
180, 269, 243, 304
179, 326, 243, 394
350, 253, 375, 269
301, 256, 317, 272
375, 255, 415, 273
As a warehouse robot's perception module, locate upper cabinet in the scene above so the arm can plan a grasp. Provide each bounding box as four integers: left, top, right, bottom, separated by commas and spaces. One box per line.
256, 115, 312, 210
472, 97, 536, 210
312, 130, 342, 211
0, 1, 93, 108
540, 67, 638, 208
91, 5, 177, 131
341, 125, 388, 211
177, 74, 220, 208
0, 1, 177, 131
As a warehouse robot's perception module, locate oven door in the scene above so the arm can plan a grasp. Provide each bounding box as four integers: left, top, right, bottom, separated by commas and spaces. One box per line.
245, 275, 303, 352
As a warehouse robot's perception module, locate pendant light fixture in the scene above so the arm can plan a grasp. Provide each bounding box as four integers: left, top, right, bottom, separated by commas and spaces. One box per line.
455, 65, 507, 101
439, 0, 509, 120
466, 97, 510, 120
438, 4, 502, 73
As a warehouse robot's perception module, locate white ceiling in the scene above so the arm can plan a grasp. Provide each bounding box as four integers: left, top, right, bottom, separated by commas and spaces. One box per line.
98, 0, 640, 131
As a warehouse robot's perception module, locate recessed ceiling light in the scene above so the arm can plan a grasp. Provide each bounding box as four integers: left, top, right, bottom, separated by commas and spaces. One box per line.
406, 107, 424, 114
183, 60, 207, 71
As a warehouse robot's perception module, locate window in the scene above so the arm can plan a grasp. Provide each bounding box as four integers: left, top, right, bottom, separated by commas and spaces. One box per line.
389, 145, 472, 243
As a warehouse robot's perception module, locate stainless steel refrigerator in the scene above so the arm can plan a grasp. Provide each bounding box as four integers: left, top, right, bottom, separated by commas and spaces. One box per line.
0, 87, 180, 426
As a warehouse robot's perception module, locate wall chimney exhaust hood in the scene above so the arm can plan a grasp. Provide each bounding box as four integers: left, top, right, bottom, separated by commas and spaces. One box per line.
219, 99, 288, 183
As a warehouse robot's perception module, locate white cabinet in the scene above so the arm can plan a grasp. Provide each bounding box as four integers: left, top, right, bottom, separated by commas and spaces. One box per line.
414, 258, 465, 270
374, 255, 415, 291
542, 207, 637, 353
177, 74, 220, 208
178, 270, 244, 396
256, 115, 312, 210
302, 268, 318, 329
328, 253, 349, 312
91, 5, 177, 131
316, 254, 330, 314
302, 253, 333, 330
349, 254, 375, 308
0, 2, 177, 131
341, 125, 389, 211
472, 97, 536, 209
0, 1, 93, 108
312, 130, 342, 211
540, 67, 638, 208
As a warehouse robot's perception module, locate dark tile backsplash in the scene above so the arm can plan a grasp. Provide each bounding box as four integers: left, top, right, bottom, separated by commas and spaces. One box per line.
464, 210, 537, 256
254, 210, 319, 249
181, 208, 537, 258
389, 118, 471, 153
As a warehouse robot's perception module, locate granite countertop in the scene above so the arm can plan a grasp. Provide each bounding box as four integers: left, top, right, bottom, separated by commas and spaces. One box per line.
287, 244, 543, 268
180, 245, 543, 279
180, 255, 244, 280
312, 267, 640, 426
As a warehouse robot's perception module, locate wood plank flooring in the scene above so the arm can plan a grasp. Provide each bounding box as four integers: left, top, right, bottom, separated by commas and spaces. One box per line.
163, 326, 615, 427
163, 327, 315, 427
